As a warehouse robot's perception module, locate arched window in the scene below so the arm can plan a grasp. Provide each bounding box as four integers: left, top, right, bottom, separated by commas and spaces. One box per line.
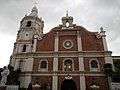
22, 45, 26, 52
19, 60, 25, 71
26, 21, 31, 27
91, 60, 98, 68
90, 60, 99, 71
40, 61, 47, 68
64, 60, 72, 71
66, 21, 70, 27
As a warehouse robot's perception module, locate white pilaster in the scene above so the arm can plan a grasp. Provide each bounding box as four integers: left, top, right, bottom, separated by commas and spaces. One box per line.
105, 56, 114, 70
78, 57, 85, 71
54, 36, 59, 52
53, 35, 59, 71
77, 35, 82, 51
25, 57, 34, 71
32, 36, 37, 52
19, 75, 31, 88
102, 36, 108, 51
52, 75, 58, 90
53, 57, 58, 71
80, 75, 86, 90
14, 60, 19, 70
52, 35, 58, 90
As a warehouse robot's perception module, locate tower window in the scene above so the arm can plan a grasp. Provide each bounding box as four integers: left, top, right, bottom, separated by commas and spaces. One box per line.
22, 45, 26, 52
40, 61, 47, 68
64, 60, 72, 71
26, 21, 31, 27
19, 60, 25, 71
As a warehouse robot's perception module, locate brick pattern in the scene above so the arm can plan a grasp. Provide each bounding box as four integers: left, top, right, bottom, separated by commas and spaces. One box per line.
32, 76, 52, 86
85, 76, 109, 90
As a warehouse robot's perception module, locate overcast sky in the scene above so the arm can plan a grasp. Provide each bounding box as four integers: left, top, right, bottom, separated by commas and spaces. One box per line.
0, 0, 120, 67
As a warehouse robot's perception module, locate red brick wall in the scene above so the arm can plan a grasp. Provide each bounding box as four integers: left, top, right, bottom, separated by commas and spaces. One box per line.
36, 27, 104, 52
32, 76, 52, 86
59, 35, 78, 51
36, 31, 55, 51
85, 76, 109, 90
79, 29, 104, 51
33, 57, 53, 71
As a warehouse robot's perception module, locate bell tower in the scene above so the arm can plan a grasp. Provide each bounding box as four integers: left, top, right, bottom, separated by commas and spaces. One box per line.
10, 6, 44, 70
12, 6, 44, 54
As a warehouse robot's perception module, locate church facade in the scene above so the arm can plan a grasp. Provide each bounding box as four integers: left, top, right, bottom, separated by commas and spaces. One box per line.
10, 6, 116, 90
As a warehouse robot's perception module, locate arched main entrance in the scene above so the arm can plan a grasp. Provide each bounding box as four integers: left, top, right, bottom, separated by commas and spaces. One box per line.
61, 79, 77, 90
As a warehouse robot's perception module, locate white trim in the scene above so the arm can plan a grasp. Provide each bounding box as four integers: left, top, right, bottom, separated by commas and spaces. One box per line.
102, 36, 108, 51
78, 57, 84, 71
29, 73, 106, 76
25, 58, 34, 71
53, 57, 58, 71
52, 75, 58, 90
105, 57, 115, 71
19, 74, 31, 88
32, 37, 37, 52
14, 59, 19, 70
54, 36, 59, 52
80, 75, 86, 90
77, 35, 82, 51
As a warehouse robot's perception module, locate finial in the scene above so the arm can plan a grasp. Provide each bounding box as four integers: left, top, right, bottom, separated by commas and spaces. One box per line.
66, 10, 68, 17
100, 27, 103, 31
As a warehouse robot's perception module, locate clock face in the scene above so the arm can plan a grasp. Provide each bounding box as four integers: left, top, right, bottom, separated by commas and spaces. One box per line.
63, 40, 73, 49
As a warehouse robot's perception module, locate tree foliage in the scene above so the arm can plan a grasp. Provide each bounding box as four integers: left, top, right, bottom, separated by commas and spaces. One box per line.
6, 65, 21, 85
104, 62, 120, 82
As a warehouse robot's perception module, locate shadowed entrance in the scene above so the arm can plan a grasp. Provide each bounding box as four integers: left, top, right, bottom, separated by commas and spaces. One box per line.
61, 79, 77, 90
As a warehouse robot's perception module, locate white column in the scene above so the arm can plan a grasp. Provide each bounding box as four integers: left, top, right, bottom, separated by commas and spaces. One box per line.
52, 35, 59, 90
32, 38, 37, 52
54, 36, 59, 52
102, 36, 108, 51
14, 60, 19, 70
53, 57, 58, 71
21, 75, 31, 88
77, 35, 82, 51
15, 42, 19, 54
52, 75, 58, 90
53, 35, 59, 71
80, 75, 86, 90
105, 56, 114, 70
78, 57, 84, 71
25, 57, 34, 71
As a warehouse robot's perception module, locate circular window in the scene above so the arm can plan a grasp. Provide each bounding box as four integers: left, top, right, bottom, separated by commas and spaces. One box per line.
25, 33, 29, 37
63, 40, 73, 49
